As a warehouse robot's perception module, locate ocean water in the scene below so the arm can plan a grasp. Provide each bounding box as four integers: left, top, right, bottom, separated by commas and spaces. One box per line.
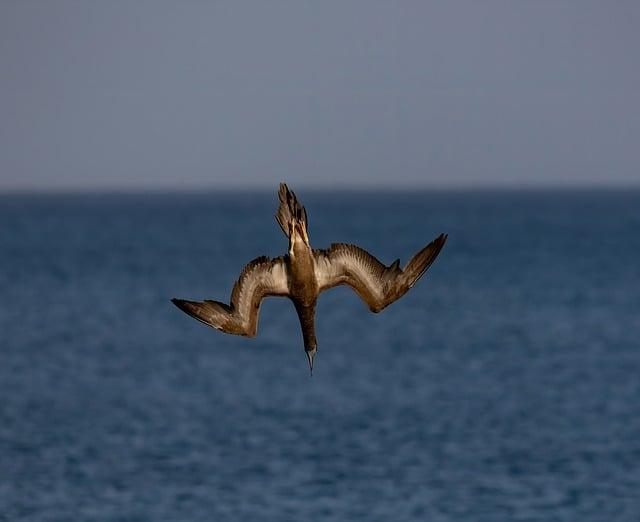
1, 190, 639, 521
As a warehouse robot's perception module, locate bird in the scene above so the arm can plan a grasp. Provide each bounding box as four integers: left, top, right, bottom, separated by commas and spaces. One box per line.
172, 183, 447, 374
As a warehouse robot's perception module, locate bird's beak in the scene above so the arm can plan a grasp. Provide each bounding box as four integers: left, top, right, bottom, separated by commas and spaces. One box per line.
306, 350, 315, 376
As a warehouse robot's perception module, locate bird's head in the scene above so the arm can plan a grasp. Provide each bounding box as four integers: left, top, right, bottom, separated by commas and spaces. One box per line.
305, 346, 317, 376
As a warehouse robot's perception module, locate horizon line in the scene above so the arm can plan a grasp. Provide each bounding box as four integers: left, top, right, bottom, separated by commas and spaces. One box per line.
1, 181, 640, 195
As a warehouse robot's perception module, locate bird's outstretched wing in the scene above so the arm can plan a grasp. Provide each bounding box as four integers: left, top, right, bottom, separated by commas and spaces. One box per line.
172, 255, 289, 337
313, 233, 447, 312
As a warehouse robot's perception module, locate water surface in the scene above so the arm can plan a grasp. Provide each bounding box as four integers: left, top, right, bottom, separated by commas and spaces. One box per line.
1, 190, 639, 520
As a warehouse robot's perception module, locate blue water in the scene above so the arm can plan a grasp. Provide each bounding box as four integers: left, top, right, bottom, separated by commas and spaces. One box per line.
1, 190, 639, 521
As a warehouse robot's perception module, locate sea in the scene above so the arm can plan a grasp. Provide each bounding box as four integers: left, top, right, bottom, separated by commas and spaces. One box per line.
1, 190, 639, 521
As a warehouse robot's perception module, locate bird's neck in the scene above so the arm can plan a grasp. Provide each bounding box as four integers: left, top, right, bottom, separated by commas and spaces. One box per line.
294, 300, 317, 351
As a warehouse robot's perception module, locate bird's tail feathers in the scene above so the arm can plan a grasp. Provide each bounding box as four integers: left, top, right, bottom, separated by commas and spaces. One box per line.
275, 183, 308, 239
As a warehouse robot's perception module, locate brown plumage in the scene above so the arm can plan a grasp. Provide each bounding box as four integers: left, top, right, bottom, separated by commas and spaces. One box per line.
172, 183, 447, 374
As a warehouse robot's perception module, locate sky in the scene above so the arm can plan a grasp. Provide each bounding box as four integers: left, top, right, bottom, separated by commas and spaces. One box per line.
0, 1, 638, 191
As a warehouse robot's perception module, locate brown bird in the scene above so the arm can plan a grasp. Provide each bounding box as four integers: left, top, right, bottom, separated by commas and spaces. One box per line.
172, 183, 447, 374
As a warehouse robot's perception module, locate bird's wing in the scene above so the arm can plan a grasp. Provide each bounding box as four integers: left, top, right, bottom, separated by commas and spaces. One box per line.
172, 255, 289, 337
313, 233, 447, 312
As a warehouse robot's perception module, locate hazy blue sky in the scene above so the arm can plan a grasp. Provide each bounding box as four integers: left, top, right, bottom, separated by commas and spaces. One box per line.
1, 1, 638, 190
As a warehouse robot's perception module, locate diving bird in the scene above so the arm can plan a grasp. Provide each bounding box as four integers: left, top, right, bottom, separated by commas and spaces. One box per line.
172, 183, 447, 374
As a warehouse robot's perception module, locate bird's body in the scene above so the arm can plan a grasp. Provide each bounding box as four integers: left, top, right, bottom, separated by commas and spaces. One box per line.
172, 183, 447, 373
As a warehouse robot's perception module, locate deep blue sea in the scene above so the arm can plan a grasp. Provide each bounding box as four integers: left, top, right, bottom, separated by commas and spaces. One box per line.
1, 190, 639, 521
